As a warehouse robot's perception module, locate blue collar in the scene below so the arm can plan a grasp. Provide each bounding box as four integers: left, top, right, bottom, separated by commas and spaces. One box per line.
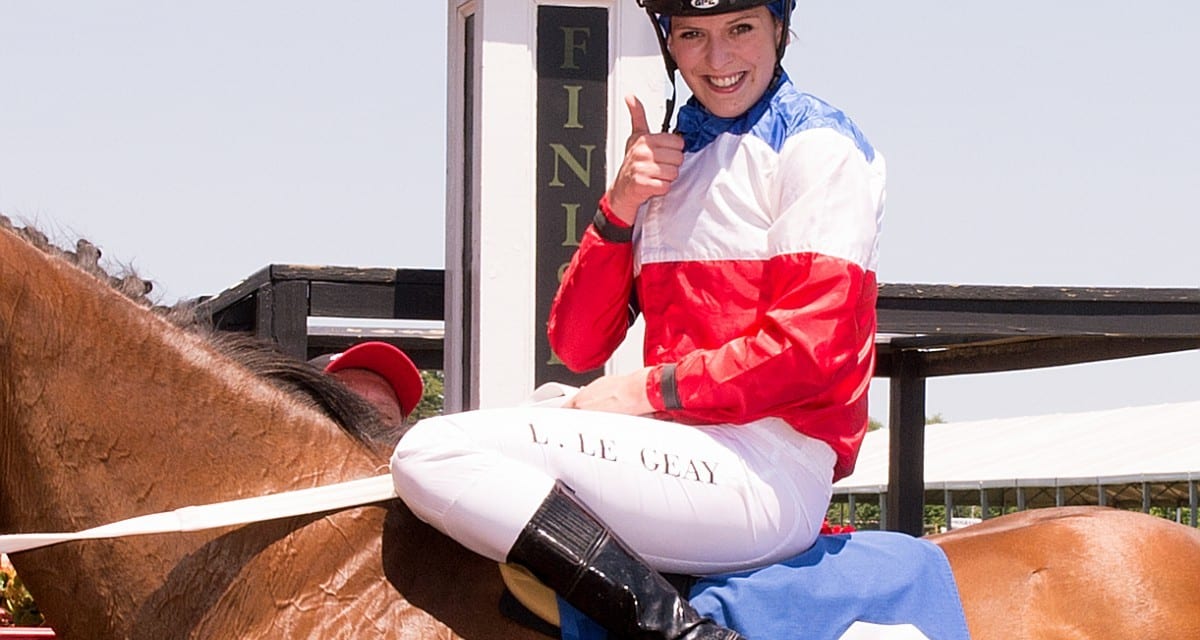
676, 72, 789, 153
674, 72, 876, 163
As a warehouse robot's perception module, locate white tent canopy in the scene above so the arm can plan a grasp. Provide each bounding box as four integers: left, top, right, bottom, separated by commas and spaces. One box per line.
834, 401, 1200, 511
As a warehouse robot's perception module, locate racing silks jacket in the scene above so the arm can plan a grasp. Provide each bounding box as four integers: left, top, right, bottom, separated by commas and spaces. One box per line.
548, 74, 885, 481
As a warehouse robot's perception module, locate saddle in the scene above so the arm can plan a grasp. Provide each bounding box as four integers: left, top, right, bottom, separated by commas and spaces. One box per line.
500, 531, 971, 640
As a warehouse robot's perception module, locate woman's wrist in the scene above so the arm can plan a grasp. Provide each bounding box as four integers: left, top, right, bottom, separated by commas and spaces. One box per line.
603, 189, 639, 226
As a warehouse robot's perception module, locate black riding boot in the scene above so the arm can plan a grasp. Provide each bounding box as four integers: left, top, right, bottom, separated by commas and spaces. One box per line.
506, 482, 745, 640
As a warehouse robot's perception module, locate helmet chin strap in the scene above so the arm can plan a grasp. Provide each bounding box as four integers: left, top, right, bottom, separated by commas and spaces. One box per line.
643, 7, 678, 133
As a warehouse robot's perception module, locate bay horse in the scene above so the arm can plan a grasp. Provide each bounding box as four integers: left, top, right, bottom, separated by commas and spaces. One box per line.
2, 216, 1199, 639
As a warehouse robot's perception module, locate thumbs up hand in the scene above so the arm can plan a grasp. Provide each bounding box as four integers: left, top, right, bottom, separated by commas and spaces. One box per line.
624, 94, 655, 147
606, 95, 684, 225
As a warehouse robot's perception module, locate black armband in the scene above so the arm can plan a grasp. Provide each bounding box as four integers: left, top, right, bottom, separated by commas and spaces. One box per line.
659, 363, 681, 410
592, 208, 633, 243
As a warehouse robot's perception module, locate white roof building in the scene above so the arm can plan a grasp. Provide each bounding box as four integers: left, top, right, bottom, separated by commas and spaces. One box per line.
833, 401, 1200, 526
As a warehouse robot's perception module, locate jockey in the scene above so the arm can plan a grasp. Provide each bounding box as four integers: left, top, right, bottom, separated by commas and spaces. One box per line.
390, 1, 885, 638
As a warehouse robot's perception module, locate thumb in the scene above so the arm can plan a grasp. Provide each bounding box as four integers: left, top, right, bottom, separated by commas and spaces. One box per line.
625, 95, 651, 136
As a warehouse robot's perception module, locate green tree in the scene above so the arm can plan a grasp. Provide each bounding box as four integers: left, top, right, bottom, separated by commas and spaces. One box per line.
409, 370, 445, 422
1, 566, 44, 627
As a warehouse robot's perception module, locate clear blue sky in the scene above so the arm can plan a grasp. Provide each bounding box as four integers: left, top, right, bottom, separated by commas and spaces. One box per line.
2, 1, 1196, 423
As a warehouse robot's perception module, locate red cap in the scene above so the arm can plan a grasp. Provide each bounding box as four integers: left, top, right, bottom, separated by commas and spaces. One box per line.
323, 342, 423, 419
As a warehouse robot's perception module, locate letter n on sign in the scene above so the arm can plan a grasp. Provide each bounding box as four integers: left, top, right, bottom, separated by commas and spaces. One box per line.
535, 5, 608, 387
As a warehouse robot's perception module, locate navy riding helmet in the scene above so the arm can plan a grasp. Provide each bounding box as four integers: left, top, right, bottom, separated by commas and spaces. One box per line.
638, 0, 792, 20
635, 0, 796, 130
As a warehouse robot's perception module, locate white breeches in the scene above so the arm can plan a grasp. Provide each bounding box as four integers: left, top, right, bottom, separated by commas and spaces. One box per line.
390, 404, 836, 575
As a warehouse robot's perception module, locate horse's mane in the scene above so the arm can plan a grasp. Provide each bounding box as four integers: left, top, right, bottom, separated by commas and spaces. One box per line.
202, 331, 405, 449
0, 214, 401, 451
0, 215, 160, 307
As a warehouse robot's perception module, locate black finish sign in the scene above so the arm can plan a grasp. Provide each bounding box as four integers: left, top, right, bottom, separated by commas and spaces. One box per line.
535, 5, 609, 387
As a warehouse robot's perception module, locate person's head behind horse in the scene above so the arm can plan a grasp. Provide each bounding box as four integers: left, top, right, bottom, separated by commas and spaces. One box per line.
310, 341, 424, 430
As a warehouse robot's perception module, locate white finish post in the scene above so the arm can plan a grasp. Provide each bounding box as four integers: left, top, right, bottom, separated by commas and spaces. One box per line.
445, 0, 662, 410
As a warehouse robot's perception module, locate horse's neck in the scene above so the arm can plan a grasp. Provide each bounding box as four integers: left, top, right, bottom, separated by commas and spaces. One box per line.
0, 227, 404, 635
1, 227, 382, 527
0, 228, 547, 639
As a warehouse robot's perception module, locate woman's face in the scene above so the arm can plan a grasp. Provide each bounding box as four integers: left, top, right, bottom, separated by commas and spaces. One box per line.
668, 7, 781, 119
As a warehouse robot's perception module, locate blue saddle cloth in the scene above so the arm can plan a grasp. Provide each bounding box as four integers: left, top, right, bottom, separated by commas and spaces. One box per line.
558, 531, 971, 640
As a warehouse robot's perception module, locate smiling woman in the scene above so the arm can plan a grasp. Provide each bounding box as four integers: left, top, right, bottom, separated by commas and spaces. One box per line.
386, 0, 885, 638
667, 8, 782, 118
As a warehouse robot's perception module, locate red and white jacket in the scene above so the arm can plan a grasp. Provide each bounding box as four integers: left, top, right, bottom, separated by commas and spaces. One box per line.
549, 75, 885, 481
